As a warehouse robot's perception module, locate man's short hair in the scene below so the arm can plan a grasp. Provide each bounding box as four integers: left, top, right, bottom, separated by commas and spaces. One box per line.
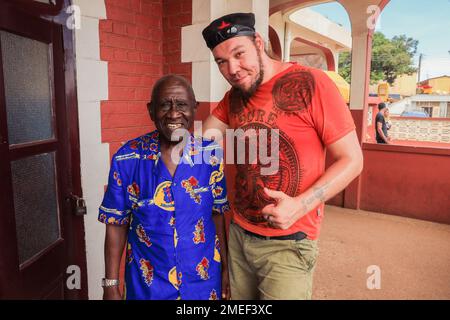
149, 74, 196, 113
378, 102, 386, 111
202, 13, 255, 50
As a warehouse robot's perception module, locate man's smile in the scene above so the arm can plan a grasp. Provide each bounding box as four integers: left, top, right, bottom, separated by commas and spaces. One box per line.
166, 122, 184, 130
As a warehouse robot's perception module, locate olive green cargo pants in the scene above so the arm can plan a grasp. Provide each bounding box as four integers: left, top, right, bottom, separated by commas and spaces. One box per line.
228, 222, 319, 300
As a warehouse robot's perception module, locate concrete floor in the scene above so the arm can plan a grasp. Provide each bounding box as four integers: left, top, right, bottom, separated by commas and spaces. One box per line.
312, 206, 450, 300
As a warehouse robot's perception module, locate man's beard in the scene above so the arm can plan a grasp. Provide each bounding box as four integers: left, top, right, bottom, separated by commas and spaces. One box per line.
234, 51, 264, 101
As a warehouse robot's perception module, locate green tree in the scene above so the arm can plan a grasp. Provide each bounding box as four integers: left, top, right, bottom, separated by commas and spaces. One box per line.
338, 32, 418, 85
338, 51, 352, 83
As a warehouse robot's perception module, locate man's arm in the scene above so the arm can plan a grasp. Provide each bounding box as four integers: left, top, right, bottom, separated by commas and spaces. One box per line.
103, 224, 128, 300
377, 122, 390, 144
212, 212, 230, 299
262, 130, 363, 229
202, 115, 229, 142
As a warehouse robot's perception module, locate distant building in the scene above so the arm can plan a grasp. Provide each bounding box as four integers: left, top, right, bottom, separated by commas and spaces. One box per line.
407, 94, 450, 118
417, 75, 450, 95
369, 73, 418, 98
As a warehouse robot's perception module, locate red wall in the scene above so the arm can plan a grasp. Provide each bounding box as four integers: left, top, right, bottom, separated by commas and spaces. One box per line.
100, 0, 192, 157
328, 107, 450, 225
162, 0, 192, 80
360, 144, 450, 224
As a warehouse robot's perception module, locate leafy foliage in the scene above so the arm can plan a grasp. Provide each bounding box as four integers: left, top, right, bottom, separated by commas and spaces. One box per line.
338, 32, 418, 85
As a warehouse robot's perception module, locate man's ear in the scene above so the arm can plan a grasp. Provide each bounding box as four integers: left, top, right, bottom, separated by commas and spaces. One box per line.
254, 32, 265, 52
147, 102, 154, 121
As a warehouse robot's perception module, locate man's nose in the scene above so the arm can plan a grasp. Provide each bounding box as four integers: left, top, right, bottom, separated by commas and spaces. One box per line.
167, 102, 181, 117
228, 59, 240, 76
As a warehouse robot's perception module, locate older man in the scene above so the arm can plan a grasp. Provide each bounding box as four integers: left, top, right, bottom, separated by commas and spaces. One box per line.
99, 75, 230, 300
202, 13, 363, 299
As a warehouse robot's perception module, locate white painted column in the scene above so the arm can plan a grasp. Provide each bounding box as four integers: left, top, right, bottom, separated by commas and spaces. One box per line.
333, 51, 340, 73
73, 0, 110, 300
283, 22, 292, 62
182, 0, 270, 104
349, 31, 370, 111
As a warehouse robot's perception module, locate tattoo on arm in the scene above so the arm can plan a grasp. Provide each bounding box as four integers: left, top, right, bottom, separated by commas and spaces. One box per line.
312, 184, 327, 202
301, 183, 329, 210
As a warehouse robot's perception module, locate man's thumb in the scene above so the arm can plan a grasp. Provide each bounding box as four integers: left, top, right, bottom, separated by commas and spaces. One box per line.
264, 187, 284, 200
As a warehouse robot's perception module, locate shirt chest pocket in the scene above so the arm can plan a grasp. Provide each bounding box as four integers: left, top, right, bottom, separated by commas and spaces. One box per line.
132, 180, 175, 234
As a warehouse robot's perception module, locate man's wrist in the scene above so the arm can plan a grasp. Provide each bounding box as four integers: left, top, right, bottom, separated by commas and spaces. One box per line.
294, 194, 312, 216
102, 278, 120, 288
295, 189, 322, 219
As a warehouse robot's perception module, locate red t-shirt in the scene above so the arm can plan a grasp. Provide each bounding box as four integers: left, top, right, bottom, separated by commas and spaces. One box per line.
212, 63, 355, 240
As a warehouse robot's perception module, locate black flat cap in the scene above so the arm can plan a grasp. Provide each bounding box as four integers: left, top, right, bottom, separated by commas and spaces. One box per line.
202, 13, 255, 50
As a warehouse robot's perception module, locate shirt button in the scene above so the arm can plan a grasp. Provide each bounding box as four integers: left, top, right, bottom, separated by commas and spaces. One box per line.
173, 182, 177, 186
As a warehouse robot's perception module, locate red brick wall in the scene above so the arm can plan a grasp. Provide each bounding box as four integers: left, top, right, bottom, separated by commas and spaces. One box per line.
163, 0, 192, 80
100, 0, 192, 157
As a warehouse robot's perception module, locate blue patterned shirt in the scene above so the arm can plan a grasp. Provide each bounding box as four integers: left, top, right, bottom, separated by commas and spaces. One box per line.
98, 130, 229, 300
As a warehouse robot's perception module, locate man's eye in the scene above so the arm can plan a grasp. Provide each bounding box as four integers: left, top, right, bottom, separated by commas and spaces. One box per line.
177, 103, 190, 111
236, 51, 244, 58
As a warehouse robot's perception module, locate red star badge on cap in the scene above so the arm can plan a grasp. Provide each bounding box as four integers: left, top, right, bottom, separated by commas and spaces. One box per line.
217, 21, 231, 30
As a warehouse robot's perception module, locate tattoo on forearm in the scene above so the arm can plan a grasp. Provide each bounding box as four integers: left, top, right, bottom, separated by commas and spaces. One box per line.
300, 183, 329, 213
312, 185, 327, 202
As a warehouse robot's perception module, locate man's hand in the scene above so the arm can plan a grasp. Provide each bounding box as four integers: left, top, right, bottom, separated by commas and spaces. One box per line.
221, 266, 231, 300
103, 286, 123, 300
261, 188, 306, 230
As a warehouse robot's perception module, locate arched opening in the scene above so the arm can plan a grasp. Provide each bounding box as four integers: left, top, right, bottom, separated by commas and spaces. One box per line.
269, 1, 352, 105
290, 37, 336, 71
268, 25, 282, 61
367, 0, 450, 146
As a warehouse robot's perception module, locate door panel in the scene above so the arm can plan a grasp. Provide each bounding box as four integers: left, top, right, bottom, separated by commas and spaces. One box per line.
0, 30, 55, 145
10, 152, 61, 265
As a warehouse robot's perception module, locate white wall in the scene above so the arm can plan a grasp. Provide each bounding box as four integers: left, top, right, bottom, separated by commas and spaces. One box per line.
73, 0, 109, 300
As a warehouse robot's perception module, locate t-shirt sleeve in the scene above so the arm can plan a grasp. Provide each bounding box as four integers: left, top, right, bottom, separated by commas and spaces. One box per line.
98, 153, 131, 225
375, 113, 383, 125
309, 69, 356, 146
211, 92, 230, 125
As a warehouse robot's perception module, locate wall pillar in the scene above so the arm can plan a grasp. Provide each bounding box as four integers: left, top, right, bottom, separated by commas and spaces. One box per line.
341, 0, 387, 210
73, 0, 109, 299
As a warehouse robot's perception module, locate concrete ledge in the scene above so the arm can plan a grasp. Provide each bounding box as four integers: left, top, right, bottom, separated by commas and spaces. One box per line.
75, 16, 101, 60
73, 0, 107, 20
362, 142, 450, 156
76, 59, 108, 102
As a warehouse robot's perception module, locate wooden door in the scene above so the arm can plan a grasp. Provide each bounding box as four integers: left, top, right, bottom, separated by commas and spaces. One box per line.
0, 1, 87, 299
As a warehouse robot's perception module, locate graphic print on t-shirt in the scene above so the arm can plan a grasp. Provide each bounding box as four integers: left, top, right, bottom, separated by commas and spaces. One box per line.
272, 70, 315, 114
232, 122, 303, 226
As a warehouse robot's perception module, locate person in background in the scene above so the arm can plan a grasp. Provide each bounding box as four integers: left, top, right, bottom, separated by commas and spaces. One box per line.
384, 107, 392, 132
376, 102, 390, 144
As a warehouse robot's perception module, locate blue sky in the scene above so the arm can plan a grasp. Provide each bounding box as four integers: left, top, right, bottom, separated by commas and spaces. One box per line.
309, 0, 450, 80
